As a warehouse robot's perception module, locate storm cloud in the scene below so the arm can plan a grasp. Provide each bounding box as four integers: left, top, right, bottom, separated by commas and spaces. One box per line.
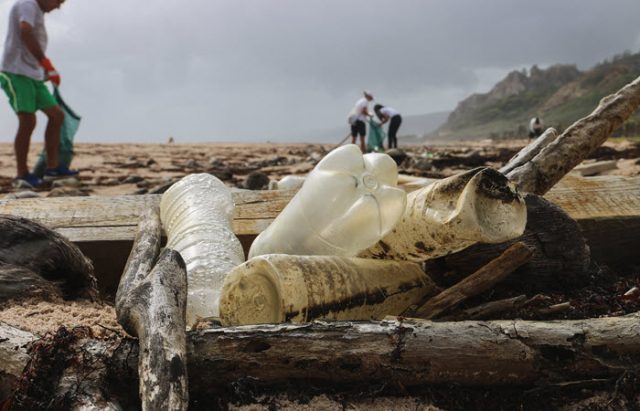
1, 0, 639, 142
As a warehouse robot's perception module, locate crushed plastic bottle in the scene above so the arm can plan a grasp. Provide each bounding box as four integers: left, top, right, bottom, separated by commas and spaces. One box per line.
219, 254, 437, 326
160, 173, 245, 327
248, 144, 407, 258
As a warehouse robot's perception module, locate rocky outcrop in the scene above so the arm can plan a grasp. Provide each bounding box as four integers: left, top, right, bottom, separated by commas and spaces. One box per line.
445, 64, 580, 130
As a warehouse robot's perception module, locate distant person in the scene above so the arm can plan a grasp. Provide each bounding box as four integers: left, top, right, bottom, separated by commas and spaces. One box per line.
374, 104, 402, 149
0, 0, 78, 188
529, 117, 544, 139
347, 90, 373, 153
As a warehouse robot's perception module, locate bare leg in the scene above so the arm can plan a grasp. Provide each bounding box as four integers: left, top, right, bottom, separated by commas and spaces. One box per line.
359, 136, 366, 153
14, 113, 36, 177
351, 135, 357, 145
41, 105, 64, 169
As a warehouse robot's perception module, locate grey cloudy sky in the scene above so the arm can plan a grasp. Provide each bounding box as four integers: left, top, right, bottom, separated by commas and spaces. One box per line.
1, 0, 640, 143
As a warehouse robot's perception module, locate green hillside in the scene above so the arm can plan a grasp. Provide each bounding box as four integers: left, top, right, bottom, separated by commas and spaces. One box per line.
435, 51, 640, 140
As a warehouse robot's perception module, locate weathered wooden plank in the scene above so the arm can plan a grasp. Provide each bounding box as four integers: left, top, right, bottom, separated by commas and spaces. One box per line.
0, 175, 638, 250
545, 174, 640, 219
0, 189, 293, 242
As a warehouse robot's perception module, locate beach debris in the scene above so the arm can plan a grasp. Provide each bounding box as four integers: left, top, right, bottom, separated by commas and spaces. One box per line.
268, 174, 306, 190
160, 173, 245, 326
249, 144, 407, 258
3, 190, 40, 200
116, 205, 189, 411
507, 74, 640, 194
121, 175, 145, 184
219, 254, 437, 326
244, 171, 270, 190
572, 159, 618, 176
46, 187, 88, 197
385, 148, 408, 165
361, 167, 526, 262
413, 242, 533, 319
0, 215, 98, 301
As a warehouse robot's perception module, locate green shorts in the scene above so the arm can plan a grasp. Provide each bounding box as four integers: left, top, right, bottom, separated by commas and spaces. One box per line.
0, 71, 57, 113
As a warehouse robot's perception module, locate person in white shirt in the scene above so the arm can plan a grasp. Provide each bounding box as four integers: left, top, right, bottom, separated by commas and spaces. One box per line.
347, 90, 373, 152
374, 104, 402, 149
529, 117, 544, 139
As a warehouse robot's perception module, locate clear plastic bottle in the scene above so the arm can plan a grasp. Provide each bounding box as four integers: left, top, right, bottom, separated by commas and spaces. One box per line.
219, 254, 437, 326
249, 144, 407, 258
160, 173, 245, 327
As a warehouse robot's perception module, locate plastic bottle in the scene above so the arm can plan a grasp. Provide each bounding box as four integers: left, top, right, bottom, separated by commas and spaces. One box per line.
219, 254, 437, 326
248, 144, 407, 258
361, 167, 527, 261
160, 173, 245, 327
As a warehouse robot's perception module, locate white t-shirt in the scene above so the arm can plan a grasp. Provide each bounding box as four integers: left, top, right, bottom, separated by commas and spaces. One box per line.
529, 117, 543, 132
1, 0, 47, 80
380, 106, 400, 118
348, 97, 369, 123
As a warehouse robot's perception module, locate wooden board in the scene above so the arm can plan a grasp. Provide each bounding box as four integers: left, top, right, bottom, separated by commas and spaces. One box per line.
0, 175, 639, 243
0, 189, 294, 242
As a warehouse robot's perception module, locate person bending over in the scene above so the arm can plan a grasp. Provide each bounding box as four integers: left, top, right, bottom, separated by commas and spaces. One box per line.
374, 104, 402, 149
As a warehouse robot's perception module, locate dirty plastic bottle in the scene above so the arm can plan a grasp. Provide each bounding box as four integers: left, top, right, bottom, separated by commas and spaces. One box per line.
219, 254, 437, 326
160, 173, 245, 327
248, 144, 407, 258
361, 167, 527, 262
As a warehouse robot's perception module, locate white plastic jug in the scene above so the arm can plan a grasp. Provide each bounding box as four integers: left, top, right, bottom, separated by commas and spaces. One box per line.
248, 144, 407, 258
160, 173, 245, 327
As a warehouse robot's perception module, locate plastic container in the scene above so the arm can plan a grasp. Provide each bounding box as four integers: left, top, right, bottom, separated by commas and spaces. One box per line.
268, 175, 306, 190
219, 254, 437, 326
160, 173, 245, 327
249, 144, 407, 258
361, 167, 527, 261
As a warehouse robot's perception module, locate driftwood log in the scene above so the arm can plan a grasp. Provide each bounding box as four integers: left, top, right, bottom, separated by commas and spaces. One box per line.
414, 242, 533, 319
4, 314, 640, 407
426, 194, 590, 291
115, 206, 189, 411
499, 127, 558, 175
0, 263, 63, 302
0, 215, 98, 301
508, 74, 640, 194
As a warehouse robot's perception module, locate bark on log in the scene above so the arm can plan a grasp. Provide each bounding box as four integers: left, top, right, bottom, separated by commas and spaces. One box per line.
414, 242, 533, 319
507, 75, 640, 194
425, 194, 590, 291
0, 323, 34, 402
115, 206, 189, 411
0, 215, 98, 301
7, 315, 640, 406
